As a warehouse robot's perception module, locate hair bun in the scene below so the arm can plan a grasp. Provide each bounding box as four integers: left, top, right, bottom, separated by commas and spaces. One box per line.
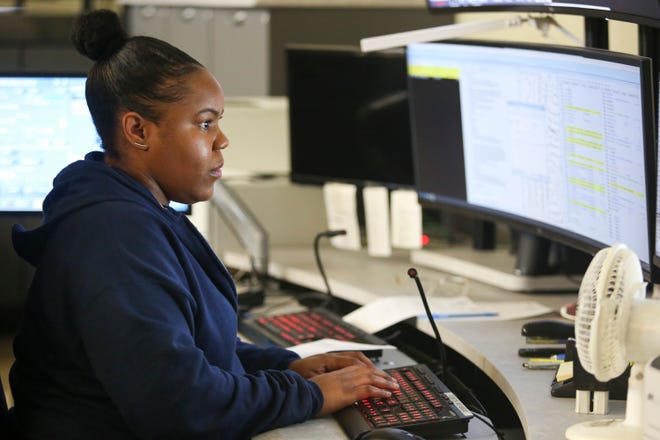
71, 9, 128, 62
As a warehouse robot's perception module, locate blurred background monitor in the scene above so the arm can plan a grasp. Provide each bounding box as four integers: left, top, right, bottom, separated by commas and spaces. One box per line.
426, 0, 660, 26
286, 44, 415, 190
408, 41, 655, 279
0, 73, 190, 215
652, 81, 660, 284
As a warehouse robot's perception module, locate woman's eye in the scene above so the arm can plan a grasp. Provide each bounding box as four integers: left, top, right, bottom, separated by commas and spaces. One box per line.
200, 121, 212, 130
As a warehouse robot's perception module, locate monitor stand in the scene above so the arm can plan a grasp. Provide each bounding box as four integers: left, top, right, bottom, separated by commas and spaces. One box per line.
409, 245, 581, 292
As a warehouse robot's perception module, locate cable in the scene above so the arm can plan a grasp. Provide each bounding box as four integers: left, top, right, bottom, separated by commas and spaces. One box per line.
313, 229, 346, 311
408, 267, 503, 439
467, 407, 506, 440
445, 371, 488, 417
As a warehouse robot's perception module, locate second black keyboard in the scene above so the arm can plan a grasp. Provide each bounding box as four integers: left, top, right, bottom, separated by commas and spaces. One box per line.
239, 307, 387, 350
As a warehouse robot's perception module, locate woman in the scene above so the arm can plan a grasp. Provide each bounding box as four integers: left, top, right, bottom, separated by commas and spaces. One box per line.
9, 9, 398, 440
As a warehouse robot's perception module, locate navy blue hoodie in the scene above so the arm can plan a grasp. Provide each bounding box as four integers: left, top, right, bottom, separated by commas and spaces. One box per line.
10, 152, 323, 439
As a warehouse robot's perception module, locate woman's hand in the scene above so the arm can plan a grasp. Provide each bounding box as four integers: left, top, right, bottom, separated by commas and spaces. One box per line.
309, 364, 399, 416
289, 351, 374, 378
289, 351, 399, 416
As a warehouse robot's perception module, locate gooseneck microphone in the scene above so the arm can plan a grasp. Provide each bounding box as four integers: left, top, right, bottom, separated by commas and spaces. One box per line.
314, 229, 347, 311
407, 267, 448, 381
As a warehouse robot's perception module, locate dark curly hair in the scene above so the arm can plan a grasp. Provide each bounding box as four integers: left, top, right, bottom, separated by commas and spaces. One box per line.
71, 9, 204, 158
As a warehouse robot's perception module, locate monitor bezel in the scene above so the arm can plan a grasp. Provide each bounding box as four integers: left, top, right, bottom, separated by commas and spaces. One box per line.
408, 40, 656, 278
425, 1, 660, 28
0, 72, 90, 216
651, 81, 660, 284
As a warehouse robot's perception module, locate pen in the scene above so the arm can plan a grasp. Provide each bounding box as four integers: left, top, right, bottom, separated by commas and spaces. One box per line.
419, 312, 499, 319
518, 347, 565, 357
525, 337, 569, 345
522, 355, 564, 370
523, 362, 562, 370
528, 355, 564, 362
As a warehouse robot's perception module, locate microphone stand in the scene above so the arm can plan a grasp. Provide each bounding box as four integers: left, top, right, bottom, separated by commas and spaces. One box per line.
407, 267, 498, 436
407, 267, 449, 381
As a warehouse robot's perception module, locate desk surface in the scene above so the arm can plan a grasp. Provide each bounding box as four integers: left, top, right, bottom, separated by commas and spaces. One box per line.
223, 245, 626, 440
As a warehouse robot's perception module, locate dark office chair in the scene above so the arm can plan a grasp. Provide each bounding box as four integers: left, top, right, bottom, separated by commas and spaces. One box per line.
0, 378, 9, 434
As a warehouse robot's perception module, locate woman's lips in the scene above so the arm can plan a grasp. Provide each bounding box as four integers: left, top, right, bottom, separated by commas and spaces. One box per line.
210, 166, 223, 178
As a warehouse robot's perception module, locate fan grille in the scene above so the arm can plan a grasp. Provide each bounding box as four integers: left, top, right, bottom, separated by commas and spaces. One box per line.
574, 245, 641, 381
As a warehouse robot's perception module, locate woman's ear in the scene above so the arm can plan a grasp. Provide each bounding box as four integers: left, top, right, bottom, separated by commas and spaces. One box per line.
121, 111, 150, 151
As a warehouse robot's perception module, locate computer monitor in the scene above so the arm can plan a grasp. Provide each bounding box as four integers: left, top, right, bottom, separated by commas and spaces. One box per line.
286, 44, 415, 190
426, 0, 660, 27
211, 180, 268, 278
407, 41, 655, 279
652, 82, 660, 284
0, 73, 190, 214
211, 180, 268, 308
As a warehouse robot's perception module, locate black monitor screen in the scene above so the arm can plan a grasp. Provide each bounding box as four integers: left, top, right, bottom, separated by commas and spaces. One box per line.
0, 74, 189, 214
408, 41, 655, 275
427, 0, 660, 26
653, 82, 660, 281
287, 45, 415, 189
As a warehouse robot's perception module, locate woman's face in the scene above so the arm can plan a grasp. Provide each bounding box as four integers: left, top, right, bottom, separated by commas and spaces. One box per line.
144, 68, 228, 205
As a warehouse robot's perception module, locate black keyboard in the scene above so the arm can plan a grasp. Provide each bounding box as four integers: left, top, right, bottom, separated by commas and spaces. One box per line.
239, 307, 387, 356
335, 364, 473, 440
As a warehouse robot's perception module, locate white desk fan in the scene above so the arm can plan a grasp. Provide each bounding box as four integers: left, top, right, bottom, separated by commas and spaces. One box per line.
565, 244, 660, 439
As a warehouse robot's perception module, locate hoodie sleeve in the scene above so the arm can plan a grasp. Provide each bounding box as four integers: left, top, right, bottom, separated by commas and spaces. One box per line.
235, 338, 301, 372
64, 206, 323, 439
78, 281, 323, 440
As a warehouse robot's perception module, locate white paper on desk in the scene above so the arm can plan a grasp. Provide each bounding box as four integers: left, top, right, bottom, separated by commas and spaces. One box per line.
343, 296, 552, 334
287, 338, 396, 359
463, 301, 553, 321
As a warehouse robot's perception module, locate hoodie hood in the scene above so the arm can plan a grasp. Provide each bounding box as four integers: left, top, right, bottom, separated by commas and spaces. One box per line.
12, 151, 166, 266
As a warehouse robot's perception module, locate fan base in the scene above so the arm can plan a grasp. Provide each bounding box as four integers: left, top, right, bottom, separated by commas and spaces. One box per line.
565, 418, 642, 439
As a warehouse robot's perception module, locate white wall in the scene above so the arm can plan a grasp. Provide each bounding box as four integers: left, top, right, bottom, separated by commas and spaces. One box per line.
220, 96, 290, 176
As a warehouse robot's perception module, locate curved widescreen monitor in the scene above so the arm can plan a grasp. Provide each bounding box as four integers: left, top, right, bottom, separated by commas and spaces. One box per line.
653, 82, 660, 283
407, 41, 655, 276
0, 73, 189, 214
287, 44, 415, 189
427, 0, 660, 26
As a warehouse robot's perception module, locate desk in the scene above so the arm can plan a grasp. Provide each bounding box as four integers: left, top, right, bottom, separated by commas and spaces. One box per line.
223, 245, 626, 440
245, 297, 502, 439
